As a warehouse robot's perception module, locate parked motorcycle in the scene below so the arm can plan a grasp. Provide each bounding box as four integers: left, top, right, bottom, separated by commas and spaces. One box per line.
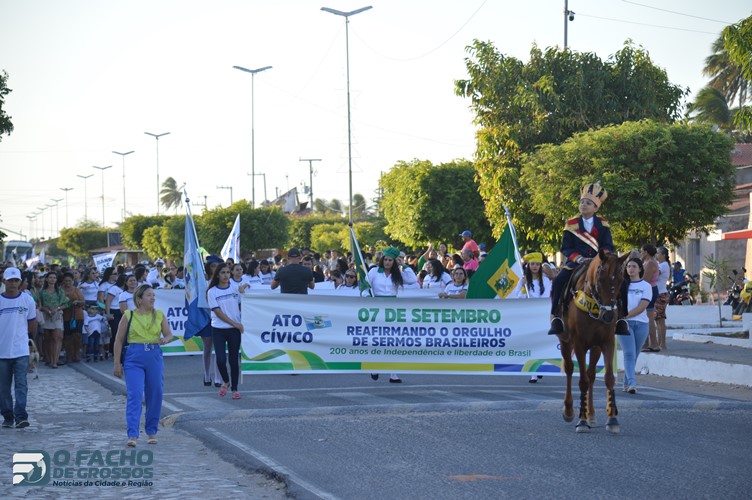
669, 274, 697, 306
735, 280, 752, 315
724, 269, 743, 310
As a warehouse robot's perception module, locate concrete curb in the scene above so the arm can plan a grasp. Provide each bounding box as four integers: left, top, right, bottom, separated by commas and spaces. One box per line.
671, 333, 752, 348
619, 350, 752, 388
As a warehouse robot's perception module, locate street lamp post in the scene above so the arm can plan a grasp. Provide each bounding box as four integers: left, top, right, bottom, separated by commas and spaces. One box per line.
77, 174, 93, 222
36, 206, 47, 239
232, 65, 272, 209
50, 198, 63, 236
299, 158, 321, 210
217, 185, 233, 206
93, 166, 112, 227
247, 172, 268, 204
321, 5, 372, 225
144, 132, 170, 215
59, 187, 73, 228
113, 150, 135, 221
26, 215, 36, 240
564, 0, 575, 49
45, 204, 55, 237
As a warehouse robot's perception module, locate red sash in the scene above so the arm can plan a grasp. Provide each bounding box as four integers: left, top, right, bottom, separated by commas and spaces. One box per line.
567, 227, 599, 254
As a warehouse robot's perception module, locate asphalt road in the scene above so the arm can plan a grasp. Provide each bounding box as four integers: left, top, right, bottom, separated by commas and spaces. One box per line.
77, 356, 752, 499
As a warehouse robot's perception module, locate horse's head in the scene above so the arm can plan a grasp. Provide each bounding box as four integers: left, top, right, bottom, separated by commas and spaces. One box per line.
586, 249, 629, 323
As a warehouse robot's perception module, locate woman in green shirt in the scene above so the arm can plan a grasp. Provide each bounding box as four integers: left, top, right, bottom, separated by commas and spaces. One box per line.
113, 285, 174, 448
38, 272, 70, 368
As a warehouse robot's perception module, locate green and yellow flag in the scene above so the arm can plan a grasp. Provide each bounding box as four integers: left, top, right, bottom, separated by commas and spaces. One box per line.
466, 219, 523, 299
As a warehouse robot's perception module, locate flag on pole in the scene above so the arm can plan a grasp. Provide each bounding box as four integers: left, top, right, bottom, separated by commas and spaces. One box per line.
466, 208, 524, 299
349, 226, 372, 297
183, 190, 210, 340
220, 214, 241, 263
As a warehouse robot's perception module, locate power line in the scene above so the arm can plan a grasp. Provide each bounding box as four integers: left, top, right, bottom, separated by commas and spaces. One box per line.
621, 0, 735, 25
577, 12, 719, 35
352, 0, 489, 62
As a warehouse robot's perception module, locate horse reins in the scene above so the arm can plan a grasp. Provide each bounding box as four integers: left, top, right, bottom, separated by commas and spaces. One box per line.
583, 257, 619, 323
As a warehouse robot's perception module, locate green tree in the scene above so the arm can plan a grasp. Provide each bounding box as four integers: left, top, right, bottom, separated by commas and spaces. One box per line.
57, 228, 109, 257
703, 34, 749, 110
141, 225, 168, 260
197, 200, 289, 254
160, 177, 183, 213
380, 159, 491, 249
350, 193, 368, 219
310, 223, 347, 253
521, 120, 735, 249
723, 15, 752, 131
0, 70, 13, 141
455, 41, 687, 245
288, 215, 346, 249
121, 215, 170, 249
687, 86, 734, 131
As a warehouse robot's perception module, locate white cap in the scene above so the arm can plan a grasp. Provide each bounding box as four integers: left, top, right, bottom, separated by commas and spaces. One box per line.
155, 258, 165, 265
3, 267, 21, 280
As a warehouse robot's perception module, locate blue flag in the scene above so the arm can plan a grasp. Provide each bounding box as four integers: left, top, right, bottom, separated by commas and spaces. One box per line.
183, 191, 211, 340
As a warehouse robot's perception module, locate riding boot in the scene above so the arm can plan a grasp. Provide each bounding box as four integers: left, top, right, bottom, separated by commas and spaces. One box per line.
615, 319, 630, 336
547, 317, 564, 335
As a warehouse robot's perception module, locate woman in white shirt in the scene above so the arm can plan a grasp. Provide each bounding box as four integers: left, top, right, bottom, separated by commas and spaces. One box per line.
654, 247, 671, 350
79, 268, 100, 306
517, 252, 551, 299
97, 267, 118, 304
366, 247, 417, 383
439, 267, 468, 299
619, 257, 653, 394
424, 259, 452, 289
207, 263, 248, 399
257, 260, 274, 285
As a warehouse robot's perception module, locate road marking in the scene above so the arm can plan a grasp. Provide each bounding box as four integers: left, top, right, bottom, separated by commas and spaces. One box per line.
206, 427, 339, 500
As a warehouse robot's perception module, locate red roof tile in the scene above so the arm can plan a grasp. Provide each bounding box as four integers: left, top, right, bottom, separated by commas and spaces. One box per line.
732, 144, 752, 167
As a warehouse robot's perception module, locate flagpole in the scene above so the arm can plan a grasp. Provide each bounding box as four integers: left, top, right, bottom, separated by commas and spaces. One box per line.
503, 205, 528, 298
184, 189, 200, 249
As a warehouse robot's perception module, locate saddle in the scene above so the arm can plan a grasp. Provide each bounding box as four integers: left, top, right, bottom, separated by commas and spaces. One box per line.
556, 258, 592, 318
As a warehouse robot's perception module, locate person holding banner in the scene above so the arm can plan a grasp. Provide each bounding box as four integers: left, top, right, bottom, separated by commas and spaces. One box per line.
547, 182, 629, 337
438, 267, 468, 299
113, 284, 174, 447
367, 247, 417, 383
207, 263, 247, 399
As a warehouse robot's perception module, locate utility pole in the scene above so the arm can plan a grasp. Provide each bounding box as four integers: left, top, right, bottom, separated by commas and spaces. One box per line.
299, 158, 321, 210
217, 185, 233, 206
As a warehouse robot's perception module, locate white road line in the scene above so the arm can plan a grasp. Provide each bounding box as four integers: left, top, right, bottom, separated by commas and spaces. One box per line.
205, 427, 339, 500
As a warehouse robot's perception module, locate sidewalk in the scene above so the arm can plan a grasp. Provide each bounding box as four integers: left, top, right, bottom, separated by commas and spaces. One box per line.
0, 363, 287, 498
619, 327, 752, 388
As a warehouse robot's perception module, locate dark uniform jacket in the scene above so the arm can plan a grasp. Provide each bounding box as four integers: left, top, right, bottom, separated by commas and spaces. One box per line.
561, 215, 614, 270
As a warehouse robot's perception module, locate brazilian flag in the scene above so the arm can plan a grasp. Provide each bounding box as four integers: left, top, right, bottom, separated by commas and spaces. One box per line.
466, 223, 523, 299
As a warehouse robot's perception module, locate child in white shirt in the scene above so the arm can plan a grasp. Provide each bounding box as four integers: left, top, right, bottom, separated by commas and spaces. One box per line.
83, 305, 106, 362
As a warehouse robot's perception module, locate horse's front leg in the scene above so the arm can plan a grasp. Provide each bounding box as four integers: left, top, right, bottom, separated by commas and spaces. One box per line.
587, 348, 601, 428
574, 346, 590, 433
603, 335, 620, 434
561, 339, 574, 423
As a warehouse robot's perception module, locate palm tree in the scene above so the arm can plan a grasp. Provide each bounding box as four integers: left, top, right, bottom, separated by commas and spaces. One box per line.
160, 177, 183, 213
688, 86, 733, 131
703, 35, 748, 110
351, 193, 367, 218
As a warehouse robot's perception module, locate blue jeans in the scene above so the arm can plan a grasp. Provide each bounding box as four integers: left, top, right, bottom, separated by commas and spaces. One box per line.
0, 356, 30, 423
212, 327, 241, 391
123, 344, 163, 438
87, 332, 100, 357
618, 320, 649, 388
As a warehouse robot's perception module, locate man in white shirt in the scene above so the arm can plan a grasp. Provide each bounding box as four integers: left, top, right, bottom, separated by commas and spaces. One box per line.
0, 267, 37, 428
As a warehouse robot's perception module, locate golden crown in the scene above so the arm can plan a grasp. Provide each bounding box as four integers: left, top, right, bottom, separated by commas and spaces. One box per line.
580, 181, 607, 208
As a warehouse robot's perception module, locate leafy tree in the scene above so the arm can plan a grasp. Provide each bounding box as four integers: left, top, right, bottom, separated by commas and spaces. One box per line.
288, 215, 346, 249
345, 220, 392, 250
455, 41, 687, 245
57, 228, 109, 257
196, 200, 289, 254
350, 193, 368, 219
380, 159, 491, 249
141, 225, 167, 260
520, 120, 735, 249
722, 15, 752, 131
310, 223, 346, 253
0, 70, 13, 141
160, 177, 183, 213
160, 216, 186, 260
75, 218, 102, 229
120, 215, 170, 249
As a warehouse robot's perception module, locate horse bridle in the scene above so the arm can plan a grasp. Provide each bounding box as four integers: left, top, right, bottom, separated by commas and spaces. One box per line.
583, 257, 619, 323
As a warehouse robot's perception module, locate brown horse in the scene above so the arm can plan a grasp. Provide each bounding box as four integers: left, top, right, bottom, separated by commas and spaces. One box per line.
559, 249, 629, 434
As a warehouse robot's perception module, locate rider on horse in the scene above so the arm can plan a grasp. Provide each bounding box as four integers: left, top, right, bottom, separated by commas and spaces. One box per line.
547, 181, 629, 336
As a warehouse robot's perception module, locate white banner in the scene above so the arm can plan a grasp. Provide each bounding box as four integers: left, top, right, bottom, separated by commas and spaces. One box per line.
240, 294, 568, 376
153, 289, 204, 355
92, 251, 119, 273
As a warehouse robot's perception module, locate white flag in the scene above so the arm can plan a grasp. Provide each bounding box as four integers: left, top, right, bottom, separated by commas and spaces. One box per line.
220, 214, 241, 263
93, 251, 119, 273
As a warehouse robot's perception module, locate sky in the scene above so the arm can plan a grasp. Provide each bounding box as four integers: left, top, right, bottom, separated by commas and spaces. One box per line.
1, 0, 750, 242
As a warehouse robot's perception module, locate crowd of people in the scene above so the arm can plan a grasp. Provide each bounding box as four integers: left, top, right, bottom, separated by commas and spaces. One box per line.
0, 204, 696, 440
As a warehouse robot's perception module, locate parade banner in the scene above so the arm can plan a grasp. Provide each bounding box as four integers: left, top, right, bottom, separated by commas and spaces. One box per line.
153, 289, 204, 355
93, 251, 119, 273
240, 294, 571, 376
